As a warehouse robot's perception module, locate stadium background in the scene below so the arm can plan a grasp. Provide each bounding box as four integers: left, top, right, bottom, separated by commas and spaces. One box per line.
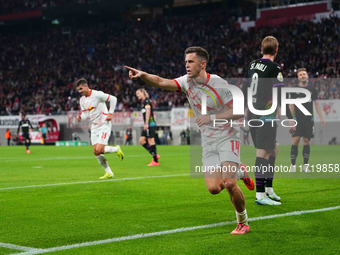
0, 0, 339, 146
1, 1, 340, 255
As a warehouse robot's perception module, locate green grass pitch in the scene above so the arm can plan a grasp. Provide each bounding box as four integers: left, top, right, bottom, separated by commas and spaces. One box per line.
1, 145, 340, 254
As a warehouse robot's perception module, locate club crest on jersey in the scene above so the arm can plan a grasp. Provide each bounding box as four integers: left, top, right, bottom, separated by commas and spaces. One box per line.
87, 106, 95, 111
277, 72, 284, 82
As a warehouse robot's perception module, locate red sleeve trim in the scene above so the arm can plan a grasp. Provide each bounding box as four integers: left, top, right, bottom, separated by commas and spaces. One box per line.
81, 110, 86, 112
226, 100, 233, 106
173, 79, 182, 93
106, 95, 110, 102
102, 113, 109, 115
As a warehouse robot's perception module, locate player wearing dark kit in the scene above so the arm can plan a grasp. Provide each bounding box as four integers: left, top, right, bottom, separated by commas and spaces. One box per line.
242, 36, 294, 205
136, 88, 160, 166
289, 68, 325, 173
17, 113, 33, 154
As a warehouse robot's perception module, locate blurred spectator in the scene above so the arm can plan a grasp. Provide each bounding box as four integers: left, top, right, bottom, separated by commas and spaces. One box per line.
125, 126, 133, 145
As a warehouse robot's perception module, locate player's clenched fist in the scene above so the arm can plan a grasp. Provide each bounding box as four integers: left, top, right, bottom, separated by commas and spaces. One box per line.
196, 115, 212, 127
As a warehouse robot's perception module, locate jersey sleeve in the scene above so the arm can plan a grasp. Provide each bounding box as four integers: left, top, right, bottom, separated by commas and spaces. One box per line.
219, 80, 233, 106
79, 98, 88, 120
311, 87, 319, 100
17, 121, 22, 133
28, 120, 33, 129
144, 99, 152, 109
173, 75, 188, 93
272, 65, 285, 87
96, 90, 111, 102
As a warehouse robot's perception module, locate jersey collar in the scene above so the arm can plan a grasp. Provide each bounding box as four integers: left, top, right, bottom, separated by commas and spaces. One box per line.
85, 89, 93, 97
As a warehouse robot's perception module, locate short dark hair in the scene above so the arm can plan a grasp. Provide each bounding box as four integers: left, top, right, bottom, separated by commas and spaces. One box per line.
261, 36, 279, 55
297, 68, 307, 74
74, 78, 88, 87
185, 46, 209, 63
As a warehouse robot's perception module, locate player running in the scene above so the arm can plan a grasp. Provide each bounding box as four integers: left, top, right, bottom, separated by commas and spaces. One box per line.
125, 46, 254, 235
242, 36, 295, 205
75, 78, 124, 179
17, 112, 33, 154
289, 68, 325, 172
136, 88, 160, 166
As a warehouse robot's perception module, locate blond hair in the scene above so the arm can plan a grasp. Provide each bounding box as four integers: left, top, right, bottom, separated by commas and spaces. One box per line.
261, 36, 279, 55
137, 88, 149, 98
297, 68, 307, 75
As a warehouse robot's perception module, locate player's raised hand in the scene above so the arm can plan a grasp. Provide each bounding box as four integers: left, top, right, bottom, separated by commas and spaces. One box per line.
125, 66, 143, 80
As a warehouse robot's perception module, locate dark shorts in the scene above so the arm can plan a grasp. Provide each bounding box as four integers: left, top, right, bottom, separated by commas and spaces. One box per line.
293, 119, 314, 138
250, 121, 277, 150
141, 126, 156, 138
22, 133, 30, 140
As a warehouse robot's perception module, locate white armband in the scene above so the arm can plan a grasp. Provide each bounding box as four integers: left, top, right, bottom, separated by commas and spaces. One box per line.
210, 114, 216, 121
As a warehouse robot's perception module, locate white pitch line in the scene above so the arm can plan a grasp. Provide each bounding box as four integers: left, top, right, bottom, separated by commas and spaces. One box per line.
10, 205, 340, 255
0, 242, 42, 252
0, 174, 190, 191
1, 153, 186, 162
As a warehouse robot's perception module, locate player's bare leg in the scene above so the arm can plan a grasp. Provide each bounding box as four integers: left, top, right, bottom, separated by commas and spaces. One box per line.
204, 170, 224, 195
222, 161, 250, 234
93, 144, 114, 179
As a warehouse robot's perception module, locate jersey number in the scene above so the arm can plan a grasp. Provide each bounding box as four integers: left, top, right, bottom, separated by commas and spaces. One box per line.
250, 73, 258, 103
101, 133, 107, 139
230, 140, 240, 155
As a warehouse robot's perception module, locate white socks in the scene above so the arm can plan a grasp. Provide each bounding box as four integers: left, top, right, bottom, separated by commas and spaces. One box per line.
104, 146, 118, 153
236, 209, 248, 225
256, 192, 266, 200
96, 154, 113, 175
237, 167, 245, 180
266, 187, 274, 195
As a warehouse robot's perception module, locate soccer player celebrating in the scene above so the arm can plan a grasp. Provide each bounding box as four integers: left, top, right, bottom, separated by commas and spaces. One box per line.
242, 36, 294, 205
17, 112, 33, 154
136, 88, 160, 166
125, 46, 254, 235
289, 68, 325, 172
75, 78, 124, 179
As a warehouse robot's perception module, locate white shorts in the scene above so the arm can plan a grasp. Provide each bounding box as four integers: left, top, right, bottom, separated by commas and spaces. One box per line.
202, 136, 241, 168
91, 122, 111, 145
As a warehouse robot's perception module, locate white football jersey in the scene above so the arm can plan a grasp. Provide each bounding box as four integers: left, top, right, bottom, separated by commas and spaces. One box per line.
80, 89, 111, 129
174, 73, 239, 139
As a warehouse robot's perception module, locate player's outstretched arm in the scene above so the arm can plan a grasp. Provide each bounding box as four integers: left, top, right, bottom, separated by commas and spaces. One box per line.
125, 66, 178, 91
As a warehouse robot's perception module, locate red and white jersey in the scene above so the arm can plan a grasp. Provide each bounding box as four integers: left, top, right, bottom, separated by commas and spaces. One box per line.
80, 89, 111, 129
174, 73, 239, 139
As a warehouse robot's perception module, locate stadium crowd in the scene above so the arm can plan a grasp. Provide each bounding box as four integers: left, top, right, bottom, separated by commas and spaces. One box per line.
0, 0, 103, 15
0, 9, 339, 115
